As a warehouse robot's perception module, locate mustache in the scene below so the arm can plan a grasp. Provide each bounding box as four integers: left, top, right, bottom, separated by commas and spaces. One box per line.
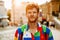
30, 15, 35, 18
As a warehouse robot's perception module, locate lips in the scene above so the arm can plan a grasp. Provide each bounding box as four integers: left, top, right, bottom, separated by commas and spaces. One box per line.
30, 16, 35, 18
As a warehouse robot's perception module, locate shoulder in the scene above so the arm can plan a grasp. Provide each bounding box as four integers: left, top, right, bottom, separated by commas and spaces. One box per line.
17, 24, 27, 33
42, 25, 53, 39
42, 25, 51, 34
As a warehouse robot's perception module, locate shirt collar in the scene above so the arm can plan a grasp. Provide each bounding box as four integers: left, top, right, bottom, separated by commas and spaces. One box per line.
26, 22, 41, 31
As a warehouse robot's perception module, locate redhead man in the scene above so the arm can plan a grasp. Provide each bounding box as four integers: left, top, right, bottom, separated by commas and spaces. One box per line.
14, 3, 54, 40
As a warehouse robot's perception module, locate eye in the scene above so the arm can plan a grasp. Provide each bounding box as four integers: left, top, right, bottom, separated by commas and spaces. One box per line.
28, 12, 31, 14
33, 11, 37, 14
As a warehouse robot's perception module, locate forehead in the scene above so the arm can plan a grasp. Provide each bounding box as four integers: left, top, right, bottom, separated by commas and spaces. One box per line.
26, 8, 37, 12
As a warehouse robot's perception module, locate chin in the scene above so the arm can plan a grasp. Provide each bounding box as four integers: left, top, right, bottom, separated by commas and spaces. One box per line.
29, 21, 35, 23
29, 19, 36, 23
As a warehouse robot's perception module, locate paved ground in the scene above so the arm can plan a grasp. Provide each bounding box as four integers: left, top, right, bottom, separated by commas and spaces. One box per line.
50, 27, 60, 40
0, 26, 60, 40
0, 26, 17, 40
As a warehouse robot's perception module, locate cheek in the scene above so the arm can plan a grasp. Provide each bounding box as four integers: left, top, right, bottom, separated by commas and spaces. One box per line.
26, 14, 30, 18
34, 14, 38, 17
28, 14, 30, 16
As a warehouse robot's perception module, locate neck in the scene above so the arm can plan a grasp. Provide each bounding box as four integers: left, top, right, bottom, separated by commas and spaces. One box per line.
28, 21, 38, 29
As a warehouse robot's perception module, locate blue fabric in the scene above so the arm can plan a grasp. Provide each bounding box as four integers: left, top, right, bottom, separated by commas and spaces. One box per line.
18, 28, 22, 34
35, 36, 40, 40
46, 27, 50, 34
48, 36, 54, 40
23, 38, 32, 40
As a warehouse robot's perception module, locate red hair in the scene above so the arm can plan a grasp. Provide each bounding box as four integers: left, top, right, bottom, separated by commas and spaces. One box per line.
26, 3, 39, 13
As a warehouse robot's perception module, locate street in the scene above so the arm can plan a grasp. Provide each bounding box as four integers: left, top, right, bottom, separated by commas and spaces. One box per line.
0, 26, 60, 40
50, 27, 60, 40
0, 26, 17, 40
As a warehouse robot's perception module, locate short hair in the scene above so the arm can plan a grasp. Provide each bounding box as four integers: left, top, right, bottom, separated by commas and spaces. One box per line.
26, 3, 39, 13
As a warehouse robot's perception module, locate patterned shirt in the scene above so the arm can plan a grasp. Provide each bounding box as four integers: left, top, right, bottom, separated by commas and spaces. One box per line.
14, 23, 54, 40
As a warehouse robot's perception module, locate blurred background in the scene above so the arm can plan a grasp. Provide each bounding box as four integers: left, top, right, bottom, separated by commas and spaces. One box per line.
0, 0, 60, 40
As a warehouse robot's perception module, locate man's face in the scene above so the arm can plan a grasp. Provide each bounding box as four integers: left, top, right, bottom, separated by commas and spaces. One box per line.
26, 8, 39, 23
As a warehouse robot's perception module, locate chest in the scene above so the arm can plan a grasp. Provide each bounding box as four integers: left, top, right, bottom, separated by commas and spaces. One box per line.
23, 31, 40, 40
22, 29, 45, 40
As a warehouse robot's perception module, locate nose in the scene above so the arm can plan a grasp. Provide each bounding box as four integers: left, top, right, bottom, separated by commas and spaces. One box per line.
31, 12, 34, 16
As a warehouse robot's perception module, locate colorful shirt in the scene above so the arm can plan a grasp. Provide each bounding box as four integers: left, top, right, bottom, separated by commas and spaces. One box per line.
14, 23, 53, 40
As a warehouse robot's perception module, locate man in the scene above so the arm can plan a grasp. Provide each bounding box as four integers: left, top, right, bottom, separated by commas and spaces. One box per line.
14, 3, 54, 40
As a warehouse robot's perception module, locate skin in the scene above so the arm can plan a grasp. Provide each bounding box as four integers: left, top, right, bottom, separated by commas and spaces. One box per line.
26, 8, 39, 35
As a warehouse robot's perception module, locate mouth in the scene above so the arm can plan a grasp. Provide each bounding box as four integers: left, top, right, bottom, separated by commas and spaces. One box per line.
30, 17, 35, 19
30, 16, 35, 18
